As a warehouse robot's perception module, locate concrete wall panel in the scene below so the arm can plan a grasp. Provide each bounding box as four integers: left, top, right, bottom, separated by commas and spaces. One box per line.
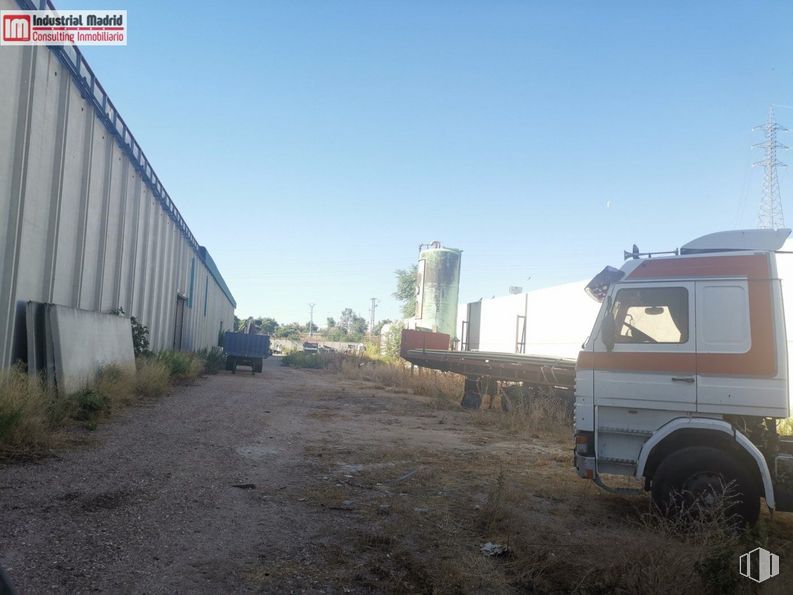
14, 49, 60, 306
100, 144, 125, 311
49, 304, 135, 395
79, 126, 110, 311
51, 83, 90, 307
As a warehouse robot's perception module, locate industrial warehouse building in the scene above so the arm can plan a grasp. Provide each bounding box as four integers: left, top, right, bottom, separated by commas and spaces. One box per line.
456, 281, 602, 358
0, 1, 235, 368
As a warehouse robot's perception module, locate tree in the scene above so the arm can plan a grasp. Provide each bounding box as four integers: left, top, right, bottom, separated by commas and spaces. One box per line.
255, 317, 279, 335
325, 327, 347, 342
393, 264, 418, 318
326, 308, 368, 342
339, 308, 354, 332
339, 308, 367, 337
326, 317, 336, 329
305, 321, 318, 333
372, 319, 392, 336
274, 322, 302, 340
384, 321, 405, 359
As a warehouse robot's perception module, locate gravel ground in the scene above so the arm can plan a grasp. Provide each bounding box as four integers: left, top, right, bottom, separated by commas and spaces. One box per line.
6, 357, 789, 593
0, 357, 398, 594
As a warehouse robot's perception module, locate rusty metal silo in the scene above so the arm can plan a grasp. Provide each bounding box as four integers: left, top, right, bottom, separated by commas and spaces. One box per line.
415, 242, 462, 340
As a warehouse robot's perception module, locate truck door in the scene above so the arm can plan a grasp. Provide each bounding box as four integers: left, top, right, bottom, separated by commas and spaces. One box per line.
594, 282, 696, 411
592, 282, 696, 473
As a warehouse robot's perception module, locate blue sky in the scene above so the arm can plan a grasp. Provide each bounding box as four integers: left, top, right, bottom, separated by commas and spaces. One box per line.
62, 0, 793, 326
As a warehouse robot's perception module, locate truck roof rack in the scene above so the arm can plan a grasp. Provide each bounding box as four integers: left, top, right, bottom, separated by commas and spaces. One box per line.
623, 245, 679, 260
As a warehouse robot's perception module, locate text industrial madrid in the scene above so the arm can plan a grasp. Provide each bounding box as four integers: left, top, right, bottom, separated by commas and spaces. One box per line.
29, 13, 124, 43
31, 14, 123, 27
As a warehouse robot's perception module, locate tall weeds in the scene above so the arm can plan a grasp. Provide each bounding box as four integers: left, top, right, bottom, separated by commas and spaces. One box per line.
0, 367, 52, 457
339, 358, 463, 404
0, 351, 202, 459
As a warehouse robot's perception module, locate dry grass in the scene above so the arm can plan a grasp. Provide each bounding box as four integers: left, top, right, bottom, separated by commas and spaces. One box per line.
283, 355, 779, 591
463, 385, 573, 442
339, 358, 464, 407
0, 366, 53, 458
135, 358, 170, 398
95, 364, 137, 407
292, 437, 793, 594
0, 352, 201, 460
321, 354, 572, 438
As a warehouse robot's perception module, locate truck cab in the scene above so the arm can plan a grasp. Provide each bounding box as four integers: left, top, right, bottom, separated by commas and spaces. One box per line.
574, 229, 793, 524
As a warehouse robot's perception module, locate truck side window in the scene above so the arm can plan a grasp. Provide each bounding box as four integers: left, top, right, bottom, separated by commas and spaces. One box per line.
611, 287, 688, 344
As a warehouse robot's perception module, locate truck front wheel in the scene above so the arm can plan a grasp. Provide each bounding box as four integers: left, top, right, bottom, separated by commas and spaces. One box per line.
651, 446, 760, 526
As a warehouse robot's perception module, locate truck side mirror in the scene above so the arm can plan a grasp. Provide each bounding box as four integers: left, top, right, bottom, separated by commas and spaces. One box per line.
601, 297, 616, 352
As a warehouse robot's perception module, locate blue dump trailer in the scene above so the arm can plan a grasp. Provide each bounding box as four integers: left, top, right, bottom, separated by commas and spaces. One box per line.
222, 332, 270, 375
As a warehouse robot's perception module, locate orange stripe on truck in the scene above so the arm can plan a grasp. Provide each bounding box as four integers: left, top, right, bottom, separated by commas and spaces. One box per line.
577, 253, 777, 378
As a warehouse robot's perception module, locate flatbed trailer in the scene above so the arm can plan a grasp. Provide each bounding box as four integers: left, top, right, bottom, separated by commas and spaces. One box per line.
404, 348, 576, 389
400, 329, 575, 408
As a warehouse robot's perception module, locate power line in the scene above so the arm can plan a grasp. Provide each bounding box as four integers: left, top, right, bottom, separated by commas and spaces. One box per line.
754, 106, 788, 229
308, 303, 316, 337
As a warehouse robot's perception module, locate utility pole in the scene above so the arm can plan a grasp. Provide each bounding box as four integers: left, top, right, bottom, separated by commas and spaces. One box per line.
754, 106, 788, 229
308, 303, 316, 337
369, 298, 378, 339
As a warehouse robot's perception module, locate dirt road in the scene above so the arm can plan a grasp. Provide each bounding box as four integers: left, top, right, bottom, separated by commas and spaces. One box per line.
0, 357, 519, 593
3, 357, 792, 593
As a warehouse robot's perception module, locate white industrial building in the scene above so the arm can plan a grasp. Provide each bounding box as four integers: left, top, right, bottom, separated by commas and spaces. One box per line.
455, 281, 602, 358
0, 0, 235, 367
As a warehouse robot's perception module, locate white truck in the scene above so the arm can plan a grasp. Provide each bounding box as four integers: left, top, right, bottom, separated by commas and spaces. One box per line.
404, 228, 793, 524
574, 228, 793, 524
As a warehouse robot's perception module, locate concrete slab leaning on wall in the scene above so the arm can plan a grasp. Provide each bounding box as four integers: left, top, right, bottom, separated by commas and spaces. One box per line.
43, 304, 135, 395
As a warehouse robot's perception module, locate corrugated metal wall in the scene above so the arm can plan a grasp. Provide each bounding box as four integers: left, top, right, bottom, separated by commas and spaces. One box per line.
0, 0, 235, 366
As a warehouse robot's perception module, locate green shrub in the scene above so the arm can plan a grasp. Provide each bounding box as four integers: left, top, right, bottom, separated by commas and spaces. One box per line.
157, 351, 203, 383
281, 352, 323, 369
59, 364, 136, 429
110, 307, 150, 356
66, 389, 110, 426
130, 316, 151, 357
197, 347, 225, 375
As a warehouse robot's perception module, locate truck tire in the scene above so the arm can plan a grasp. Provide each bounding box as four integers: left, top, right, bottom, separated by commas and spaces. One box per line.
651, 446, 760, 526
225, 357, 234, 371
255, 359, 263, 373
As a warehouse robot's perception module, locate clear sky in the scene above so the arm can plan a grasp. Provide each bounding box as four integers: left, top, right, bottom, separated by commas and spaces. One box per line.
61, 0, 793, 327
